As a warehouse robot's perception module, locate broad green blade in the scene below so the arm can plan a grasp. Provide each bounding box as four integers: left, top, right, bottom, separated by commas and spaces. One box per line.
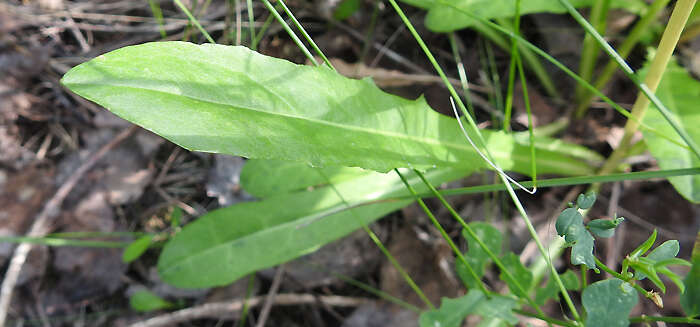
157, 166, 471, 288
399, 0, 645, 33
61, 41, 596, 175
640, 58, 700, 203
240, 159, 367, 198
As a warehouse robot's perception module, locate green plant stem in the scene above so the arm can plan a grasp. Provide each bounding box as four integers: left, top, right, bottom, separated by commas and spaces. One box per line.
514, 309, 578, 327
411, 169, 549, 319
0, 236, 128, 248
394, 169, 490, 296
328, 268, 422, 313
503, 0, 522, 131
253, 6, 277, 46
515, 54, 537, 188
427, 168, 700, 199
595, 0, 698, 183
574, 0, 670, 118
317, 170, 435, 310
558, 0, 700, 162
260, 0, 318, 66
594, 257, 649, 296
276, 0, 334, 70
630, 316, 700, 325
447, 33, 475, 118
173, 0, 215, 44
575, 0, 610, 101
434, 0, 686, 152
246, 0, 255, 49
148, 0, 167, 38
498, 173, 581, 322
386, 0, 499, 166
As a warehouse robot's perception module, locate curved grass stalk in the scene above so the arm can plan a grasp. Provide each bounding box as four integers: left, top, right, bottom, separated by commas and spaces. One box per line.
246, 0, 255, 48
275, 0, 334, 69
574, 0, 670, 118
557, 0, 700, 160
503, 0, 522, 131
260, 0, 318, 66
433, 0, 690, 153
575, 0, 610, 101
173, 0, 215, 44
409, 169, 550, 321
385, 0, 580, 320
317, 170, 435, 310
394, 169, 490, 296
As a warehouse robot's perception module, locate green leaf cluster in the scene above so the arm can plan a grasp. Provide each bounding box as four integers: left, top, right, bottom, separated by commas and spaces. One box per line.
624, 230, 690, 293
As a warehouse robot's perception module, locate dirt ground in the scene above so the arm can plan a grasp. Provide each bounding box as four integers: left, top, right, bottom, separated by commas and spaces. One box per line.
0, 0, 698, 326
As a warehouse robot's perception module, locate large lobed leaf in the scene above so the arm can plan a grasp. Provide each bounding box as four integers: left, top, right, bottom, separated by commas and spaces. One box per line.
640, 57, 700, 203
399, 0, 645, 33
61, 41, 597, 176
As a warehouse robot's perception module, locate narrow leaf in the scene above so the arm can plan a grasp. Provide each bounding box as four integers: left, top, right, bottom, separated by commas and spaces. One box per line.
122, 235, 154, 263
129, 290, 174, 312
158, 167, 471, 288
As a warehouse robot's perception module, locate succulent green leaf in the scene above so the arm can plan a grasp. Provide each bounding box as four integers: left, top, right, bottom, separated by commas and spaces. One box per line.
61, 42, 595, 175
570, 226, 596, 270
456, 223, 503, 289
576, 192, 596, 210
419, 291, 518, 327
499, 252, 533, 298
681, 231, 700, 317
583, 279, 638, 327
587, 217, 624, 238
129, 290, 174, 312
122, 235, 154, 263
158, 166, 470, 288
640, 57, 700, 203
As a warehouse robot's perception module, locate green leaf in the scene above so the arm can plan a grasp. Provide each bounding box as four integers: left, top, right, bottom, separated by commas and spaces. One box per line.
400, 0, 645, 33
240, 159, 367, 198
170, 206, 183, 228
587, 217, 624, 238
456, 223, 503, 289
499, 252, 533, 298
630, 229, 657, 259
158, 166, 471, 288
122, 235, 154, 263
555, 207, 596, 269
576, 192, 596, 210
640, 57, 700, 203
681, 231, 700, 317
61, 42, 595, 175
419, 291, 518, 327
570, 226, 596, 269
556, 208, 583, 240
333, 0, 361, 20
535, 270, 580, 305
582, 279, 638, 327
129, 290, 174, 312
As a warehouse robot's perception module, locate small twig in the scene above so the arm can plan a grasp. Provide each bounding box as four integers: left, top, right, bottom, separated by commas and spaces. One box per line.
129, 293, 371, 327
255, 265, 285, 327
0, 125, 138, 327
